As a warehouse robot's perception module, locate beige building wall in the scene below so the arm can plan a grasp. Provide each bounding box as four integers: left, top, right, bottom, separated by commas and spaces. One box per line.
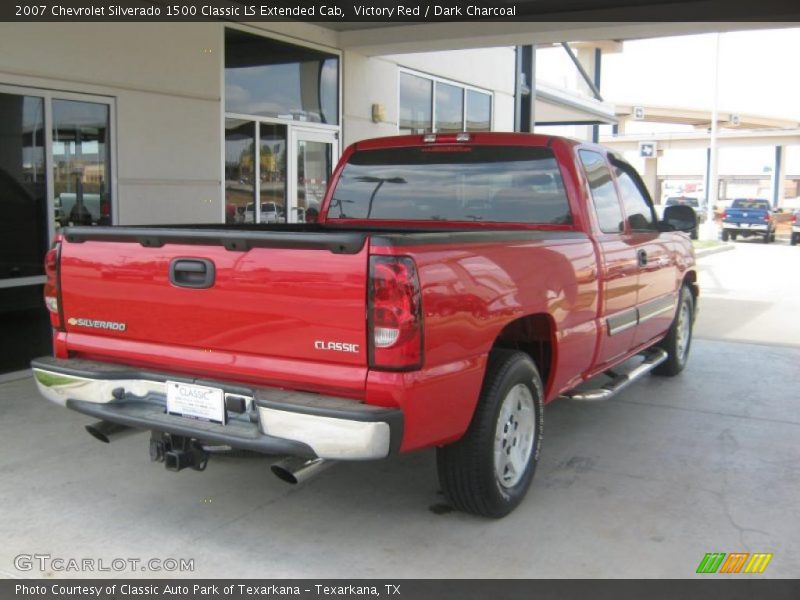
342, 47, 516, 148
0, 23, 517, 224
0, 22, 223, 225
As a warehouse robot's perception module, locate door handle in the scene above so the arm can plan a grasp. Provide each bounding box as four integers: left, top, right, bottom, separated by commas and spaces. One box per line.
637, 249, 648, 267
169, 258, 215, 289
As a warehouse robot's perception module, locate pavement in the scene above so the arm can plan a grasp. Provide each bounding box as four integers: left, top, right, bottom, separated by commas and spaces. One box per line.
1, 239, 798, 579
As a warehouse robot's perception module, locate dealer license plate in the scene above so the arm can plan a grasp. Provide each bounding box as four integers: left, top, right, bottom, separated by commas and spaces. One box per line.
166, 381, 225, 424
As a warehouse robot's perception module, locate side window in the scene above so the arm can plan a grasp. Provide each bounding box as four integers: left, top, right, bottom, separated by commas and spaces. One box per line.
613, 162, 656, 231
579, 150, 624, 234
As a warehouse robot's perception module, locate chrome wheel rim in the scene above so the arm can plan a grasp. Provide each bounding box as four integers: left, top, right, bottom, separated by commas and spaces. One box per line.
494, 383, 536, 488
675, 299, 691, 363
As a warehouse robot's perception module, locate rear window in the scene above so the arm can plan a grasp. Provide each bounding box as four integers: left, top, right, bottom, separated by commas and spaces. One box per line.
327, 146, 571, 224
666, 197, 699, 207
731, 199, 770, 210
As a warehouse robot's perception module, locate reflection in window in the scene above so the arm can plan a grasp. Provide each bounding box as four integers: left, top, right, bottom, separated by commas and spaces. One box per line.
399, 72, 433, 134
400, 71, 492, 134
579, 150, 624, 234
0, 93, 46, 279
224, 119, 255, 224
466, 89, 491, 132
296, 141, 332, 222
259, 123, 287, 224
52, 99, 111, 229
435, 82, 464, 133
329, 146, 570, 224
225, 28, 339, 125
615, 166, 655, 230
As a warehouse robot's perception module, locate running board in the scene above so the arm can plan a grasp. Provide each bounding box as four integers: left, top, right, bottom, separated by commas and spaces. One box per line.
560, 348, 668, 402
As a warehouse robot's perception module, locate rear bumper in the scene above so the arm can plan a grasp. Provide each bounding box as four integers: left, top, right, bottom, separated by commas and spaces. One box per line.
722, 223, 769, 232
31, 356, 402, 461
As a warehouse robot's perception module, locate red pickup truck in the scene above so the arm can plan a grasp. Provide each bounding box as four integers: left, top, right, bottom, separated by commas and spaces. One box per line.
32, 133, 698, 518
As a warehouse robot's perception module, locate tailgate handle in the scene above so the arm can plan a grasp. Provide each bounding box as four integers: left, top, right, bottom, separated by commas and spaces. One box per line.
170, 258, 215, 289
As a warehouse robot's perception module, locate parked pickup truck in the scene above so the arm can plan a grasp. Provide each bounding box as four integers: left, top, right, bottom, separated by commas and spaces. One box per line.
721, 198, 777, 243
32, 133, 698, 518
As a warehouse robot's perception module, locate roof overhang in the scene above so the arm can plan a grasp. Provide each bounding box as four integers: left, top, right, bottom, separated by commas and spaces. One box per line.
536, 84, 617, 126
615, 104, 799, 129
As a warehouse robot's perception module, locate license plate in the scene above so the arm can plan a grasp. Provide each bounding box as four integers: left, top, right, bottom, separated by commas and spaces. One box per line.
166, 381, 225, 424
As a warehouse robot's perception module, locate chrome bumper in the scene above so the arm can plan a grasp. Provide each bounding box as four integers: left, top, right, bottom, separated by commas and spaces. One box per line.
31, 357, 401, 461
724, 223, 768, 231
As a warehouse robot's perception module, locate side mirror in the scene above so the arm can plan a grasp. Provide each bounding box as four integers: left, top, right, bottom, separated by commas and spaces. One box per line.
662, 204, 697, 233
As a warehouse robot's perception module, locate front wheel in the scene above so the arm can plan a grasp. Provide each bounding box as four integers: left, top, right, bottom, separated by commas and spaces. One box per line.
653, 285, 694, 376
437, 349, 544, 518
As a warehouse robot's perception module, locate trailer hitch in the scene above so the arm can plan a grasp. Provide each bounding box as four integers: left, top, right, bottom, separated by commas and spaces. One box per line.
149, 432, 209, 472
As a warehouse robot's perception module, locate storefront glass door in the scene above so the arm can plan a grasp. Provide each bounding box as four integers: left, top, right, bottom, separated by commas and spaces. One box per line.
288, 129, 337, 223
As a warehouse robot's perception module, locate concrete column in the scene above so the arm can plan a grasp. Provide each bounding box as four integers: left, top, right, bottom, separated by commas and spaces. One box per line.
771, 146, 785, 208
643, 157, 658, 202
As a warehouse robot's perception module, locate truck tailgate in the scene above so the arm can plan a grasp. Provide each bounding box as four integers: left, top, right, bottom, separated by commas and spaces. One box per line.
58, 228, 369, 369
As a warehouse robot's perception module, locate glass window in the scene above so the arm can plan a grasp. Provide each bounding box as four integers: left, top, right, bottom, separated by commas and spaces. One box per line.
0, 93, 46, 279
435, 82, 464, 133
258, 123, 287, 223
466, 89, 491, 132
399, 72, 433, 135
0, 92, 52, 374
731, 198, 771, 210
52, 99, 111, 229
328, 146, 571, 224
614, 163, 656, 230
225, 28, 339, 125
579, 150, 624, 234
224, 119, 255, 224
296, 140, 332, 222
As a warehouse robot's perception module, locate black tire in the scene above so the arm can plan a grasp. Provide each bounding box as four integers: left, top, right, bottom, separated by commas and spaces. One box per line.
653, 285, 694, 377
763, 232, 771, 244
731, 233, 738, 241
721, 230, 729, 242
437, 349, 544, 518
690, 227, 698, 240
791, 232, 798, 246
770, 231, 776, 243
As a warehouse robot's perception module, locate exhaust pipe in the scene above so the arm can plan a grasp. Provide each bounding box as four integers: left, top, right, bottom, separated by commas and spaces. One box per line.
85, 420, 139, 443
271, 457, 333, 485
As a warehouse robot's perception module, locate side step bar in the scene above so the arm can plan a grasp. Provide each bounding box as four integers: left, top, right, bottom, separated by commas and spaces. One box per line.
560, 348, 668, 402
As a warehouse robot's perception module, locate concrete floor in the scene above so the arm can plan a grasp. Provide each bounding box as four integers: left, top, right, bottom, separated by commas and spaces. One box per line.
1, 240, 798, 578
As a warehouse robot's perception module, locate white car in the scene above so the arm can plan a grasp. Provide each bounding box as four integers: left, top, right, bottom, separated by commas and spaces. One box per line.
244, 202, 282, 224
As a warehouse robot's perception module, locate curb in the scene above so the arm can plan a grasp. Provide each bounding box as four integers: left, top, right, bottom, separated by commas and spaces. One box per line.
694, 244, 736, 259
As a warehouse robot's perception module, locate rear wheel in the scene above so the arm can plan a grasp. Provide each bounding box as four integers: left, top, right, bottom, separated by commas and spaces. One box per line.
654, 285, 694, 377
791, 232, 798, 246
721, 230, 729, 241
437, 349, 544, 518
763, 232, 771, 244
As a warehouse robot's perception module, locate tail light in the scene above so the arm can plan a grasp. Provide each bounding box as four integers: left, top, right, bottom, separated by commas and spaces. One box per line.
44, 242, 64, 330
721, 211, 728, 220
763, 213, 771, 221
791, 214, 797, 224
368, 256, 423, 370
